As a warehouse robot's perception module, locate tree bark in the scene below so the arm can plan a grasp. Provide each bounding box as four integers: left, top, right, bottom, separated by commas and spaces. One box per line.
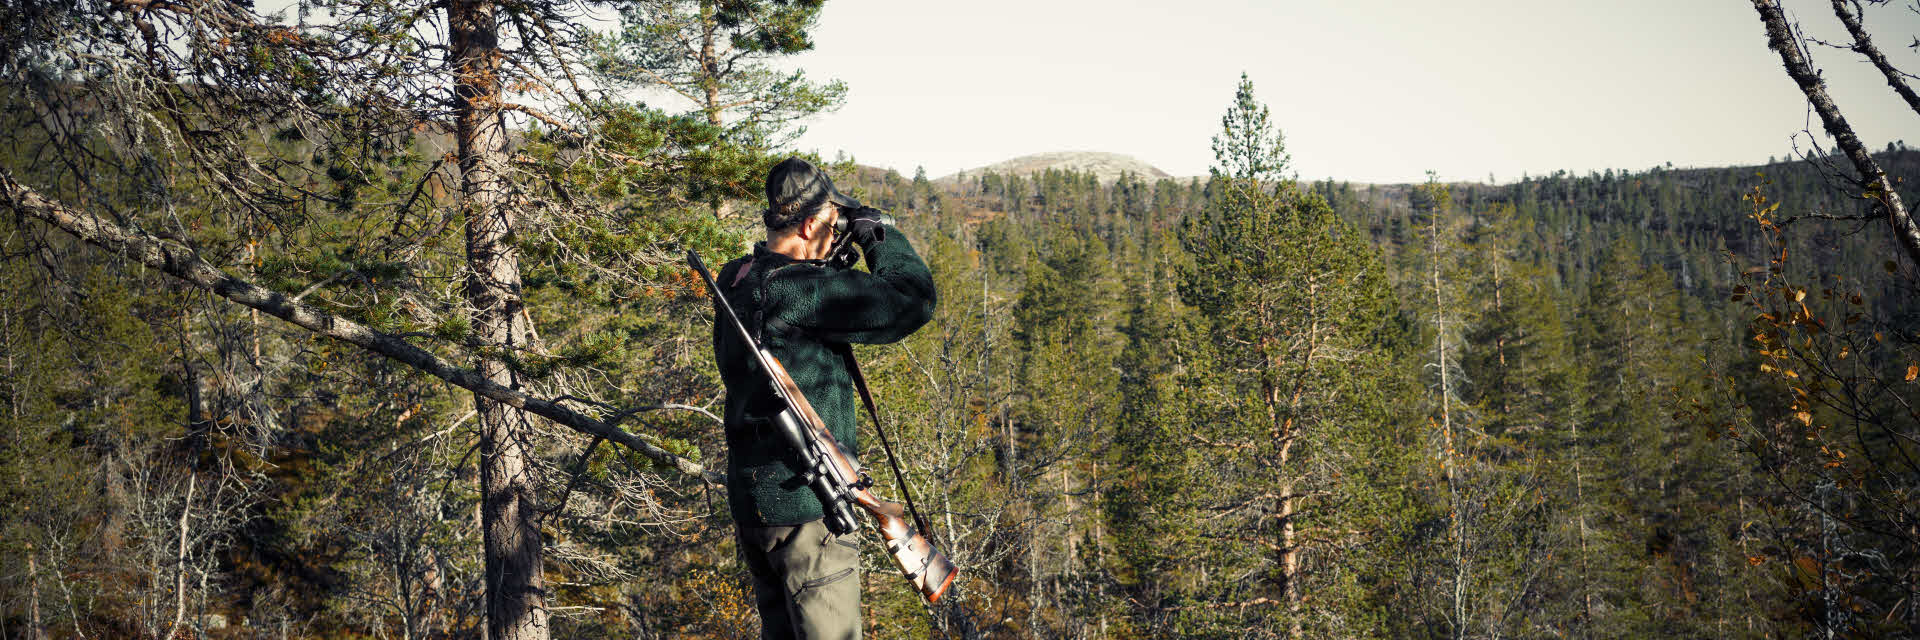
1430, 212, 1466, 640
1828, 0, 1920, 118
699, 3, 722, 128
449, 1, 548, 637
1752, 0, 1920, 268
165, 475, 196, 640
26, 544, 44, 640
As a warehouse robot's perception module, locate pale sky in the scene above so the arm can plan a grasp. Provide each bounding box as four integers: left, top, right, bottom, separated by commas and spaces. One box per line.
253, 0, 1919, 185
780, 0, 1920, 184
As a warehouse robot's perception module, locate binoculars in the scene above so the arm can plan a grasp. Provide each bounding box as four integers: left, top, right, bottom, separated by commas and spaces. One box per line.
832, 207, 895, 233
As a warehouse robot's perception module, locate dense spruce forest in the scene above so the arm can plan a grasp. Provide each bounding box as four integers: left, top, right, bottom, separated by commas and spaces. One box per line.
4, 1, 1919, 639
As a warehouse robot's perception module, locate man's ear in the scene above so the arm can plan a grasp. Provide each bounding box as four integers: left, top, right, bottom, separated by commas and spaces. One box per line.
794, 218, 817, 240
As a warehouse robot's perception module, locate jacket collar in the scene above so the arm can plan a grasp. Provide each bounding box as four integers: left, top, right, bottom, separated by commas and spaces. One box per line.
750, 241, 828, 268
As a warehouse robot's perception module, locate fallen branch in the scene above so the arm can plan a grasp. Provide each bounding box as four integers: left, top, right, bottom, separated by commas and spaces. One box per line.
0, 169, 722, 486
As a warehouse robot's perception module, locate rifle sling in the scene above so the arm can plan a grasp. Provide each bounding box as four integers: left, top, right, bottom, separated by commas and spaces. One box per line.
839, 347, 938, 546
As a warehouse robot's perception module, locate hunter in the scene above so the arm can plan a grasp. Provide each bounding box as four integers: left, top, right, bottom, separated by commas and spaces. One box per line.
710, 156, 937, 639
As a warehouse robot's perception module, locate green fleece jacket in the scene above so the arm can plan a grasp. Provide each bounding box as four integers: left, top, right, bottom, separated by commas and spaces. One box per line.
711, 226, 936, 526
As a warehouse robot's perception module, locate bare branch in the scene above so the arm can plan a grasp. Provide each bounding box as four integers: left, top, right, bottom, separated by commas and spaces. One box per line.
1830, 0, 1920, 116
1752, 0, 1920, 267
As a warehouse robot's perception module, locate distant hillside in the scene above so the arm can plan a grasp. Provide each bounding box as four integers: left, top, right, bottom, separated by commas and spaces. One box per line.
849, 148, 1920, 316
938, 151, 1169, 185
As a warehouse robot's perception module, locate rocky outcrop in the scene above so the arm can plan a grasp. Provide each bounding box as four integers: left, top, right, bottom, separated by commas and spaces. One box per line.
938, 151, 1170, 185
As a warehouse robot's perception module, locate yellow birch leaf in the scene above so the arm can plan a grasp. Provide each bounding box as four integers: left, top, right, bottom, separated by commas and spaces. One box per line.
1795, 411, 1812, 425
1907, 364, 1918, 382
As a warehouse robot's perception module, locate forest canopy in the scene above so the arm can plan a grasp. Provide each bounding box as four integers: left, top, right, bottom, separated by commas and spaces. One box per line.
1, 1, 1917, 638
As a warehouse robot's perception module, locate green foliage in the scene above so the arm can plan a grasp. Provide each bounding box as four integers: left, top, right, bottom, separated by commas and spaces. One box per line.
10, 4, 1919, 632
593, 0, 846, 150
1139, 75, 1416, 636
1210, 72, 1290, 183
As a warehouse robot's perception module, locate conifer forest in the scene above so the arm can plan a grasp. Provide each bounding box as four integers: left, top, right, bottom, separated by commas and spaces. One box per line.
3, 1, 1920, 638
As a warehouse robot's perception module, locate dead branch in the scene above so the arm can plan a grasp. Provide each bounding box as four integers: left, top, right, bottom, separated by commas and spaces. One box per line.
0, 169, 722, 486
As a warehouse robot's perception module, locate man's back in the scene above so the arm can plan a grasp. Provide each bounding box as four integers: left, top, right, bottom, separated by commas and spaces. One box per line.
716, 156, 936, 640
711, 226, 936, 528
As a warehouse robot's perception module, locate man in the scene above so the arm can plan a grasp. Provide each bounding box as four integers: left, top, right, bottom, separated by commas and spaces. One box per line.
710, 157, 937, 639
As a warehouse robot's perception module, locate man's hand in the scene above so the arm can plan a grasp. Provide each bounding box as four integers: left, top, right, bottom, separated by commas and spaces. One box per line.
840, 206, 889, 246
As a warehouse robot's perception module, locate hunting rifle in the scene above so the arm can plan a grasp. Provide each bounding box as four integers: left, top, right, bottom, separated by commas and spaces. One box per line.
687, 249, 957, 604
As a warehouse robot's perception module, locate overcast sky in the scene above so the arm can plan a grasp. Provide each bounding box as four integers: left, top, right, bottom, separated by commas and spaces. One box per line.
253, 0, 1920, 184
773, 0, 1920, 184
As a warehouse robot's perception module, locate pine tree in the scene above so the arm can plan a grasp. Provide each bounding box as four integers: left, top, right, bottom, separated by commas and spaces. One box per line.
1174, 74, 1408, 638
596, 0, 847, 151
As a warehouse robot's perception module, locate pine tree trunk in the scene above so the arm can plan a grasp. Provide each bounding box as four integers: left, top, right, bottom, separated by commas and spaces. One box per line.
695, 6, 738, 221
699, 4, 722, 128
1265, 313, 1311, 640
1278, 469, 1300, 639
450, 2, 549, 638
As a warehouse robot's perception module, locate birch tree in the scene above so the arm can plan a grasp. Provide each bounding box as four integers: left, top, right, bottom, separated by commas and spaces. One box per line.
1750, 0, 1919, 267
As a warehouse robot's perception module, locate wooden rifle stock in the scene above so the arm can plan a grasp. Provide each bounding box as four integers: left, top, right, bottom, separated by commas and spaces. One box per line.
690, 251, 957, 604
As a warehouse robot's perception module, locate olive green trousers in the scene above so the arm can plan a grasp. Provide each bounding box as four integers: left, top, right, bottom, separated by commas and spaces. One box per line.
737, 519, 862, 640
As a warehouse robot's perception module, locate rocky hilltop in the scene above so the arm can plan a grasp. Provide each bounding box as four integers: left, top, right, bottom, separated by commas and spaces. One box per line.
938, 151, 1170, 185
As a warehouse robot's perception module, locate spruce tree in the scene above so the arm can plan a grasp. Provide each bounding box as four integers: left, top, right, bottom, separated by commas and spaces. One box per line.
1103, 223, 1201, 634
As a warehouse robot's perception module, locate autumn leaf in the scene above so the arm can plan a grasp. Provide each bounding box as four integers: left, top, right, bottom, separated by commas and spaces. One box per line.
1795, 556, 1822, 581
1906, 364, 1917, 382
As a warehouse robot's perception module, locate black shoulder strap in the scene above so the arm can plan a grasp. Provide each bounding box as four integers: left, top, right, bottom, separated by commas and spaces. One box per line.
838, 347, 939, 545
